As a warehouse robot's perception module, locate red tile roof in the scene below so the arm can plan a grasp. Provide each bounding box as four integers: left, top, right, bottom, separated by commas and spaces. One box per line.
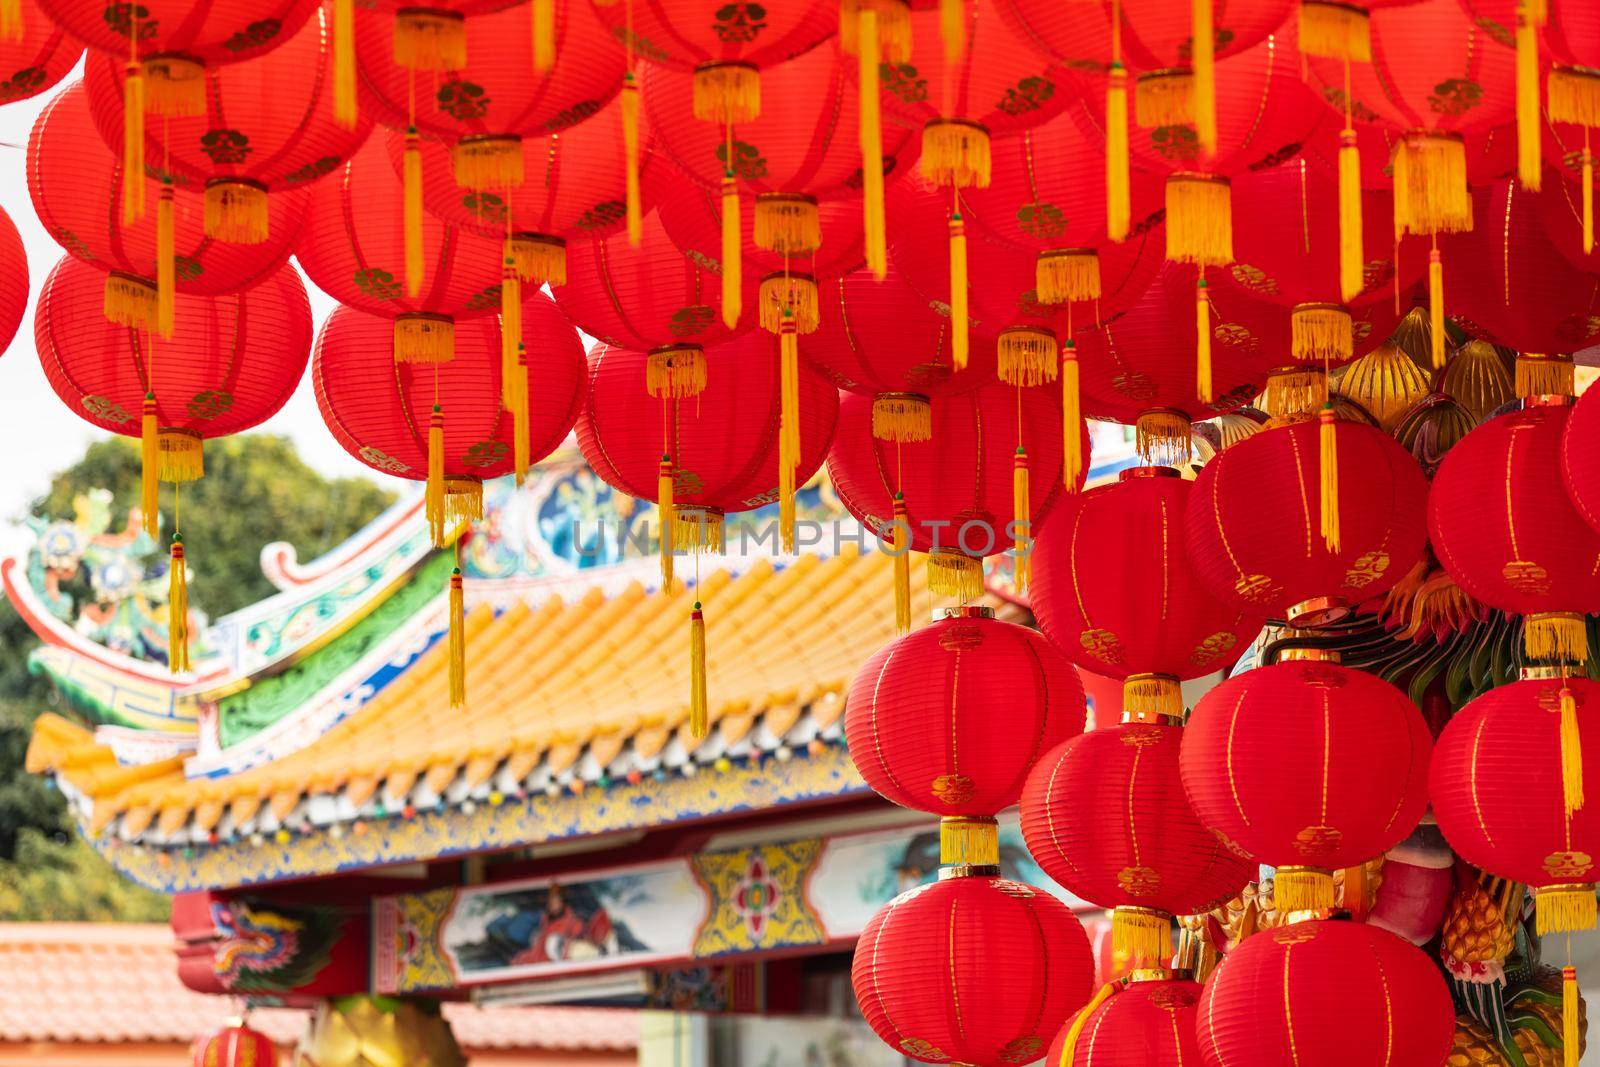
0, 924, 638, 1051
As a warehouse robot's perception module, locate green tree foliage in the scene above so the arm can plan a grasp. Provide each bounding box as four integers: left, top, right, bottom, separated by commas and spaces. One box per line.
0, 434, 395, 919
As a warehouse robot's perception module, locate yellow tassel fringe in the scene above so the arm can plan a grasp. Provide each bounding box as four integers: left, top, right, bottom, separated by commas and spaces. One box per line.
1527, 612, 1589, 665
532, 0, 554, 72
622, 74, 642, 245
950, 214, 969, 370
1550, 67, 1600, 127
500, 258, 520, 407
1107, 64, 1131, 241
754, 194, 821, 255
451, 135, 524, 190
426, 406, 445, 547
1135, 69, 1194, 128
1263, 367, 1325, 419
1562, 681, 1586, 816
997, 328, 1058, 387
1319, 404, 1340, 553
927, 549, 984, 601
1339, 128, 1364, 302
647, 345, 708, 399
1299, 1, 1371, 61
1013, 446, 1030, 592
1275, 867, 1336, 912
168, 537, 189, 673
1292, 304, 1353, 364
939, 816, 998, 866
689, 602, 708, 738
141, 55, 206, 116
510, 233, 567, 286
203, 179, 269, 244
334, 0, 356, 127
839, 0, 911, 63
1195, 277, 1213, 403
1037, 249, 1101, 305
920, 120, 991, 188
444, 475, 482, 530
1584, 150, 1593, 254
394, 313, 456, 363
158, 430, 202, 483
1394, 133, 1473, 236
1192, 0, 1216, 157
140, 396, 158, 539
872, 393, 931, 442
1566, 966, 1582, 1067
448, 567, 465, 706
939, 0, 964, 64
856, 2, 888, 278
403, 130, 424, 299
1136, 410, 1194, 466
155, 184, 174, 337
1166, 174, 1233, 266
1062, 341, 1083, 489
1112, 908, 1173, 968
759, 274, 820, 333
393, 8, 467, 71
0, 0, 18, 43
779, 319, 799, 553
658, 455, 675, 590
693, 62, 760, 125
1123, 673, 1183, 717
122, 65, 145, 224
674, 507, 725, 554
1517, 354, 1577, 398
1536, 885, 1598, 935
1429, 250, 1446, 370
513, 352, 529, 484
1518, 8, 1542, 190
892, 492, 911, 634
721, 174, 741, 330
104, 273, 158, 331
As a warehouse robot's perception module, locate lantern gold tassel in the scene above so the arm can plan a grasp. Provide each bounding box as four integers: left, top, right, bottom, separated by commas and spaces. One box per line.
1123, 673, 1182, 718
754, 194, 821, 255
334, 0, 357, 127
1107, 63, 1131, 241
1262, 367, 1324, 419
872, 394, 932, 442
1562, 681, 1586, 816
532, 0, 554, 72
1319, 403, 1341, 553
404, 128, 424, 298
1586, 148, 1595, 255
510, 233, 567, 285
1111, 907, 1173, 968
1518, 4, 1541, 190
1062, 340, 1083, 489
1298, 1, 1370, 61
448, 566, 465, 706
1057, 983, 1122, 1067
393, 9, 466, 70
939, 816, 998, 866
1550, 67, 1600, 126
155, 183, 175, 338
840, 0, 910, 61
1394, 132, 1472, 236
1191, 0, 1216, 157
927, 548, 983, 600
758, 274, 820, 333
122, 63, 145, 224
1565, 966, 1581, 1067
1339, 127, 1363, 302
451, 135, 524, 190
1013, 446, 1030, 593
920, 120, 991, 188
168, 536, 189, 673
997, 327, 1058, 387
1166, 174, 1233, 266
204, 179, 270, 243
1135, 70, 1194, 129
513, 350, 530, 485
1292, 304, 1352, 364
779, 315, 799, 553
1428, 248, 1446, 370
855, 0, 888, 278
394, 313, 456, 363
939, 0, 964, 64
892, 492, 911, 634
689, 602, 708, 739
622, 73, 642, 244
646, 345, 708, 399
1037, 249, 1101, 305
104, 273, 159, 330
1537, 885, 1598, 935
158, 430, 202, 482
140, 395, 159, 539
949, 213, 969, 370
1135, 410, 1193, 466
694, 62, 759, 125
426, 405, 445, 547
721, 173, 741, 329
1526, 612, 1589, 665
1195, 277, 1213, 403
0, 0, 19, 43
501, 253, 521, 406
1516, 353, 1576, 398
658, 455, 675, 590
1274, 866, 1336, 912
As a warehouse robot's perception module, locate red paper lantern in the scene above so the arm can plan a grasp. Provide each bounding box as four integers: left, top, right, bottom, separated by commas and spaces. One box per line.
29, 82, 304, 298
1564, 380, 1600, 537
83, 4, 373, 242
191, 1022, 279, 1067
0, 205, 29, 358
853, 872, 1095, 1067
846, 607, 1084, 860
314, 294, 584, 491
826, 382, 1075, 594
0, 0, 80, 106
1185, 417, 1430, 625
1429, 399, 1600, 665
1196, 920, 1455, 1067
1030, 467, 1263, 713
1181, 657, 1433, 910
296, 137, 504, 360
1021, 721, 1254, 967
1432, 674, 1600, 932
992, 0, 1292, 74
574, 332, 839, 523
588, 0, 836, 80
554, 208, 755, 352
35, 0, 317, 65
1048, 973, 1203, 1067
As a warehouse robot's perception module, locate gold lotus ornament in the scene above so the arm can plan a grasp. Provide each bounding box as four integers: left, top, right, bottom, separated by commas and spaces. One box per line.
296, 996, 465, 1067
1334, 339, 1432, 432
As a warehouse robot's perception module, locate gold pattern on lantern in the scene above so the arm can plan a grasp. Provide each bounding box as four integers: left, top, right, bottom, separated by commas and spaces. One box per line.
1078, 627, 1125, 664
1344, 550, 1393, 589
930, 774, 975, 804
1293, 825, 1345, 856
1502, 559, 1553, 595
1544, 853, 1596, 880
1118, 865, 1162, 896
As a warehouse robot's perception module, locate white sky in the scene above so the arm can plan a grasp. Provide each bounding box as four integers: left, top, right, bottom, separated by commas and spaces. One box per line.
0, 65, 386, 540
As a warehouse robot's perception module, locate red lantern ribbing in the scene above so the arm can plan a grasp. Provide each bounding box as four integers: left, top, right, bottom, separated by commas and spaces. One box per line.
846, 607, 1084, 864
1048, 972, 1204, 1067
1196, 920, 1456, 1067
1564, 379, 1600, 538
0, 205, 29, 359
853, 872, 1095, 1066
1021, 721, 1255, 968
0, 0, 79, 106
1030, 467, 1263, 717
1180, 656, 1433, 910
1429, 399, 1600, 667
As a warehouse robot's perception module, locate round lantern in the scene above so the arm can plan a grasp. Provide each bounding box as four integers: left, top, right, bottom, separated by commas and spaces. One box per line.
1021, 721, 1254, 967
827, 382, 1074, 599
1185, 416, 1430, 625
1430, 398, 1600, 666
1196, 919, 1455, 1066
29, 81, 304, 330
1030, 467, 1263, 716
84, 4, 373, 244
191, 1021, 278, 1067
34, 0, 317, 66
1564, 378, 1600, 537
846, 607, 1084, 863
296, 137, 504, 363
1048, 972, 1203, 1067
853, 872, 1095, 1066
0, 1, 80, 106
1181, 655, 1433, 910
0, 205, 28, 358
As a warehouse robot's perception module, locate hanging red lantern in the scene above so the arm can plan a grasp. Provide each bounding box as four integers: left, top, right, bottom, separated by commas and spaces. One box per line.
83, 4, 372, 244
846, 606, 1084, 862
1429, 398, 1600, 667
1536, 0, 1600, 256
1184, 416, 1430, 626
296, 137, 504, 364
1020, 720, 1254, 968
853, 871, 1095, 1066
191, 1021, 279, 1067
827, 382, 1075, 599
29, 80, 305, 336
1197, 919, 1455, 1066
1564, 377, 1600, 537
0, 205, 27, 358
1180, 655, 1433, 910
1030, 467, 1263, 716
0, 0, 80, 106
1047, 972, 1203, 1067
